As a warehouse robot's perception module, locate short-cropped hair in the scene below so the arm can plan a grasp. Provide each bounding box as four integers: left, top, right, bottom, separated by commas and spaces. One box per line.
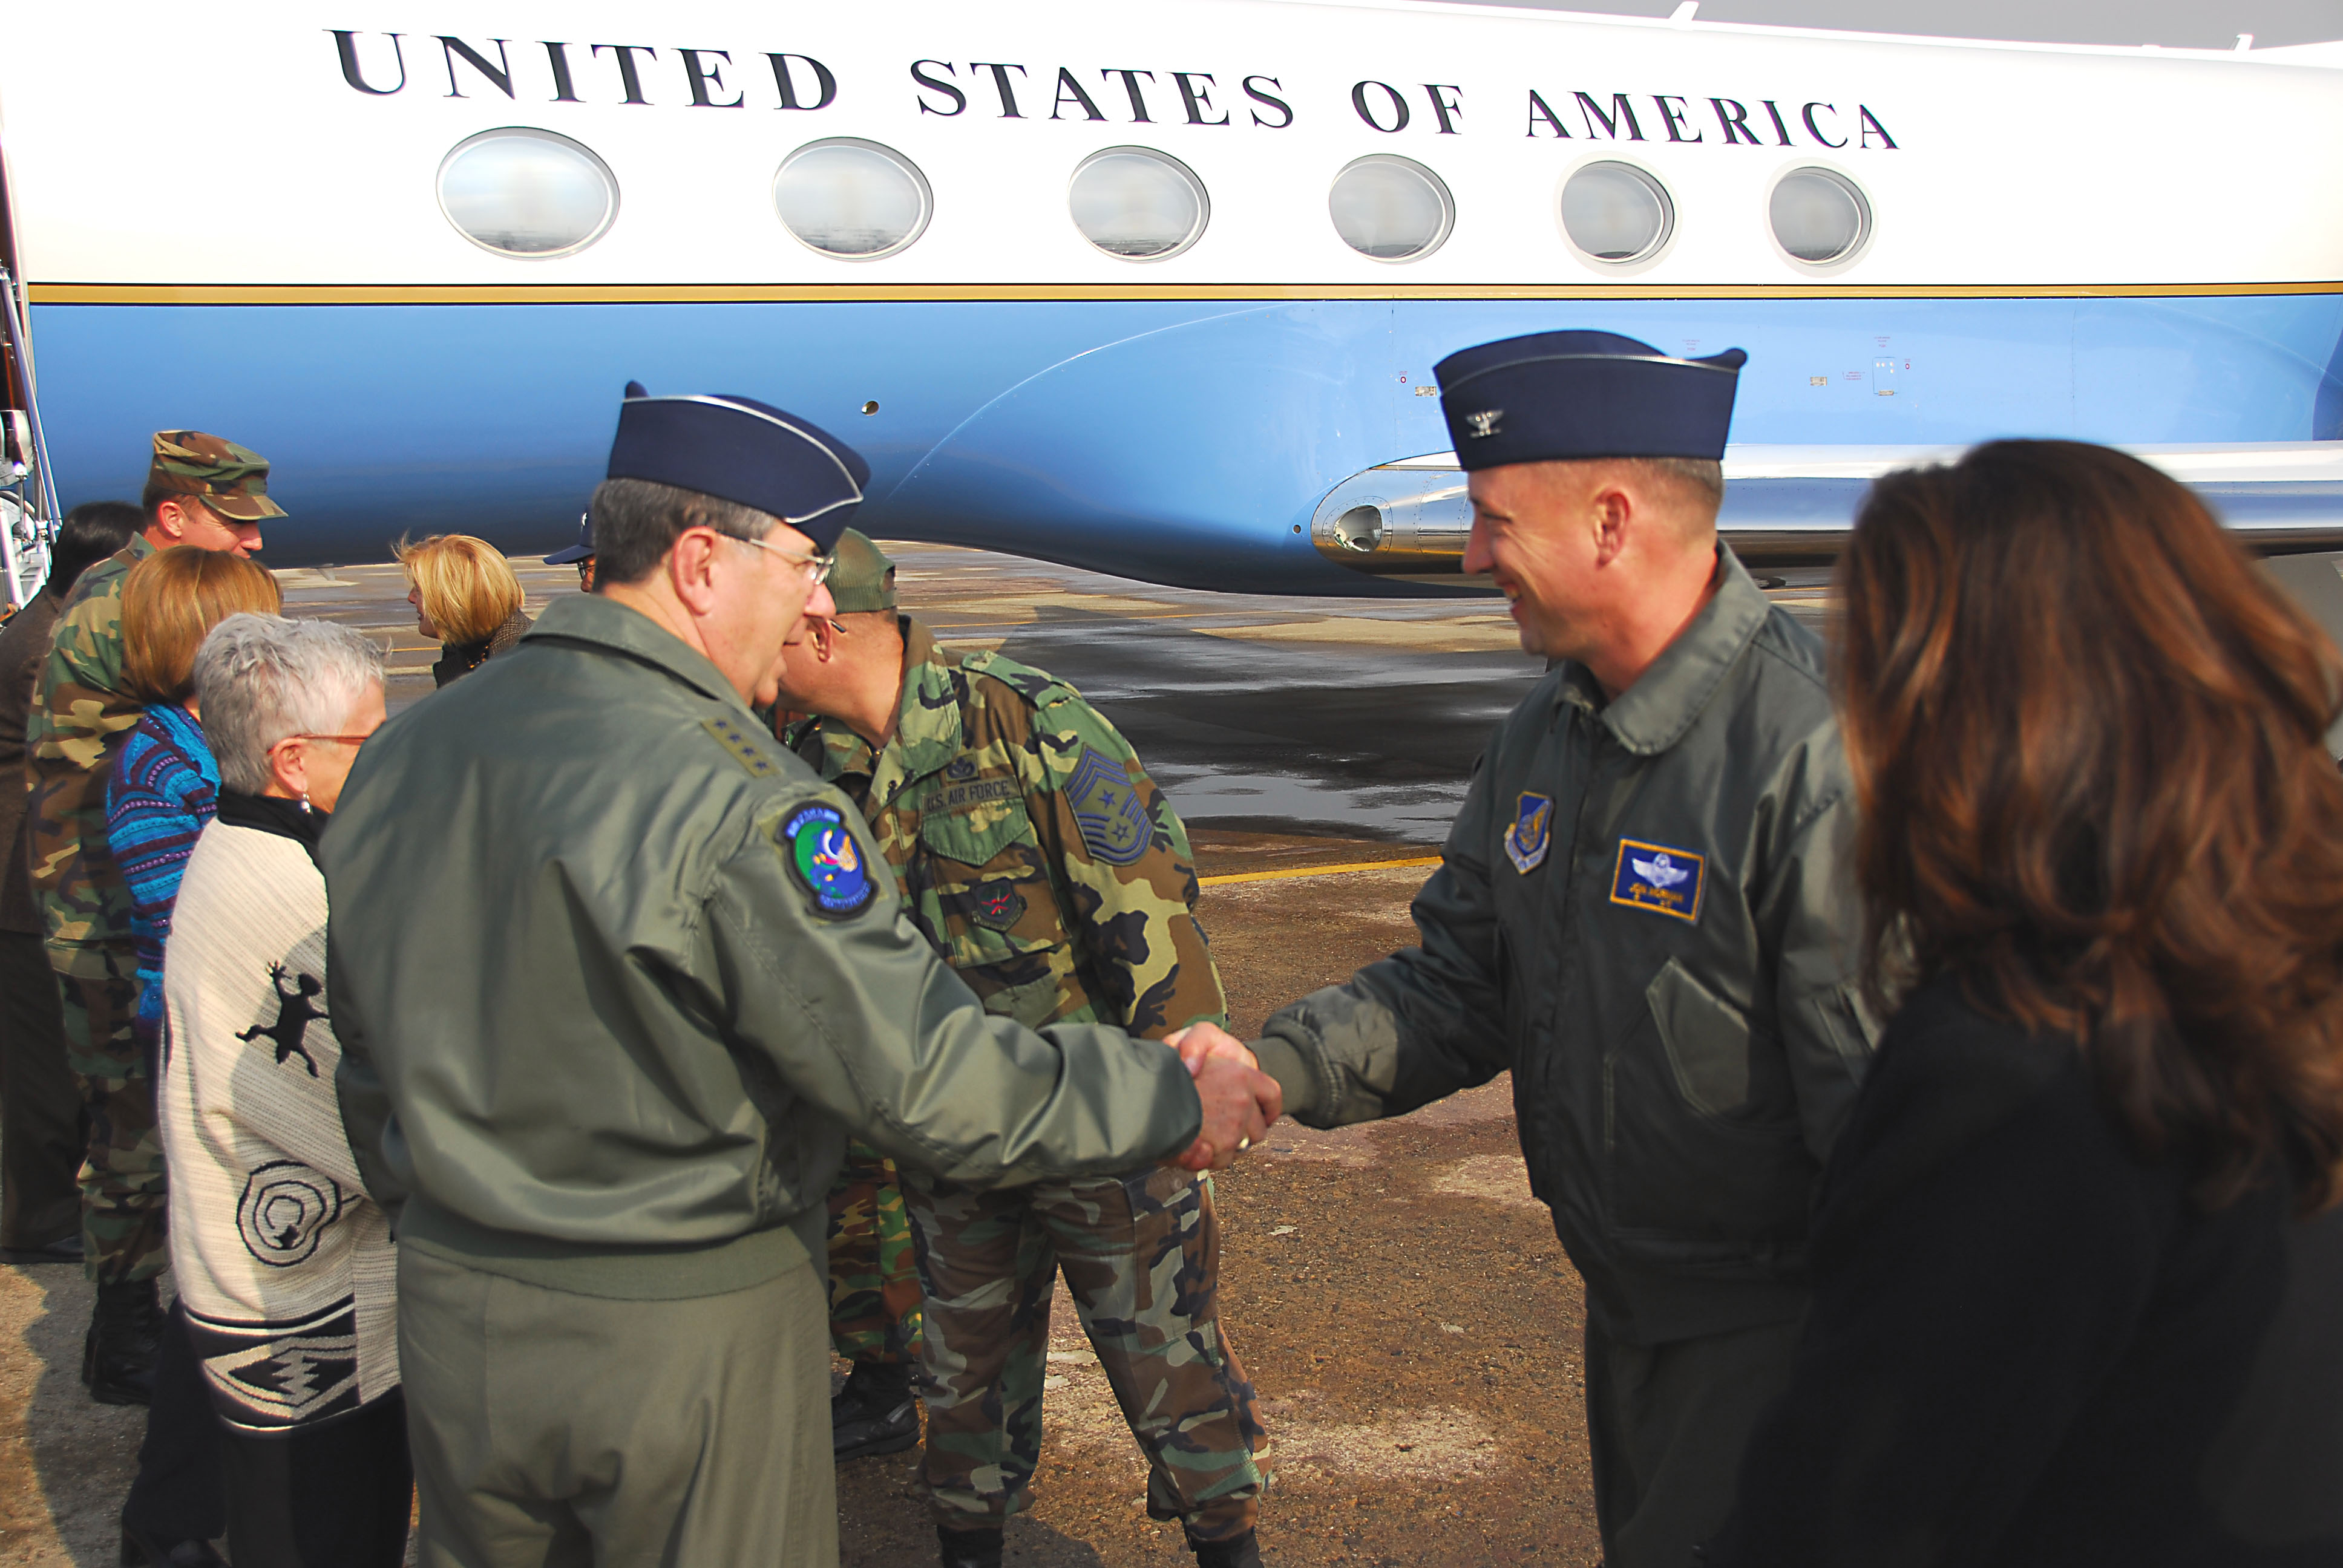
120, 547, 284, 705
394, 534, 523, 646
588, 477, 779, 589
194, 614, 387, 794
1625, 456, 1725, 510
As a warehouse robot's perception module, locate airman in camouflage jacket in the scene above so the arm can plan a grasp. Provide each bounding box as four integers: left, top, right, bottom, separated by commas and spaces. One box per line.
788, 618, 1224, 1038
27, 534, 156, 957
787, 612, 1265, 1549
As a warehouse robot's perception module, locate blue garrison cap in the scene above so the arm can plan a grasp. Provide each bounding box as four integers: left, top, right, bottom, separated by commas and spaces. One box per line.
1434, 331, 1747, 471
544, 511, 594, 564
606, 382, 870, 550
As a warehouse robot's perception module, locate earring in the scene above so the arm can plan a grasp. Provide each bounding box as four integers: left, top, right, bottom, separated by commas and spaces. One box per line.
297, 792, 312, 814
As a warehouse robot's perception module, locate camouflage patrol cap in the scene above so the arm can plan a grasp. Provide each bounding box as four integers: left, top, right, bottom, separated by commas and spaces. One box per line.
825, 529, 896, 614
147, 431, 288, 521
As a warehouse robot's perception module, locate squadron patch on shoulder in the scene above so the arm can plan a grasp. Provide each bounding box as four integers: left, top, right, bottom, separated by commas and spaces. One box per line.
1065, 747, 1150, 866
781, 803, 875, 918
703, 716, 779, 779
1505, 792, 1554, 874
1610, 837, 1705, 923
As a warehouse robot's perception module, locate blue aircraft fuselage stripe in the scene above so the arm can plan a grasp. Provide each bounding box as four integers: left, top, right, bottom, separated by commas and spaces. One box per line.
28, 292, 2343, 587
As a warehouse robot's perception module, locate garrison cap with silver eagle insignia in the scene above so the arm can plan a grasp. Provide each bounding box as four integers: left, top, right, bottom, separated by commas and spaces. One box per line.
605, 382, 871, 550
1434, 330, 1747, 472
147, 430, 289, 520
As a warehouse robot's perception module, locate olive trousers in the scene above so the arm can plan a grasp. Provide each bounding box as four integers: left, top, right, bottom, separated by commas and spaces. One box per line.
397, 1246, 836, 1568
1583, 1314, 1803, 1568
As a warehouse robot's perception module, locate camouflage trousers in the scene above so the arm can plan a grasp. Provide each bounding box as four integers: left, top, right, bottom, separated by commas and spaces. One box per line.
50, 942, 166, 1285
906, 1165, 1265, 1543
825, 1139, 923, 1364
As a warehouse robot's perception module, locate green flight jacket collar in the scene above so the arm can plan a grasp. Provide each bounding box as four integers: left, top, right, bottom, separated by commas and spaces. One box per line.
1561, 549, 1775, 756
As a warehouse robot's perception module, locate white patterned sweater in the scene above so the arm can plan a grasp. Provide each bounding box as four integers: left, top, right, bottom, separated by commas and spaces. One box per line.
159, 819, 399, 1433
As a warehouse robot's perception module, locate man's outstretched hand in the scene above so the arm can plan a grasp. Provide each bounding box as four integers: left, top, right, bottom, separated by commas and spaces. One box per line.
1163, 1034, 1281, 1171
1165, 1021, 1256, 1075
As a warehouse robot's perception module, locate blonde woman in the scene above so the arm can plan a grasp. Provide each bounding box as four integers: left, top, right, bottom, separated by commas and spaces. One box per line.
394, 534, 528, 687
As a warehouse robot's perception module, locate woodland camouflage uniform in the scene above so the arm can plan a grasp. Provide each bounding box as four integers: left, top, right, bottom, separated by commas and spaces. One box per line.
25, 432, 285, 1282
787, 610, 1267, 1546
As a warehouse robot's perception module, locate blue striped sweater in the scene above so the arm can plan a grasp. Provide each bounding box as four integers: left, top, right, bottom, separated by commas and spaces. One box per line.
105, 703, 220, 1050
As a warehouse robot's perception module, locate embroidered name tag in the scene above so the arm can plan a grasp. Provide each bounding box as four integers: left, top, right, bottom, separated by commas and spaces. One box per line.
1505, 792, 1553, 874
939, 777, 1020, 812
1609, 838, 1705, 923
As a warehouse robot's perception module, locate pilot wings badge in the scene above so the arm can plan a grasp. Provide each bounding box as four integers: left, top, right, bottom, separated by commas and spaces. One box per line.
1504, 791, 1554, 874
1609, 837, 1705, 923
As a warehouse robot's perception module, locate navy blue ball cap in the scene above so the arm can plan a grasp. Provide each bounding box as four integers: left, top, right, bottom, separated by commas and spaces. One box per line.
1434, 330, 1747, 471
544, 511, 594, 564
605, 382, 871, 550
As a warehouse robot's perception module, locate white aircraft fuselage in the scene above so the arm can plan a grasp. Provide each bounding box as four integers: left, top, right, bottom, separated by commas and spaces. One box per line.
2, 0, 2339, 590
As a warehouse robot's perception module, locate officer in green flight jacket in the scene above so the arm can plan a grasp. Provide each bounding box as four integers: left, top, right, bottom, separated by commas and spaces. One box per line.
1172, 332, 1881, 1568
326, 385, 1282, 1568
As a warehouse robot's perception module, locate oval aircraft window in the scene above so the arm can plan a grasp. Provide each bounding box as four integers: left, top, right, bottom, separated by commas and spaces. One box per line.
1558, 162, 1673, 264
437, 128, 618, 259
1769, 167, 1872, 266
774, 139, 934, 260
1328, 155, 1455, 262
1068, 148, 1209, 261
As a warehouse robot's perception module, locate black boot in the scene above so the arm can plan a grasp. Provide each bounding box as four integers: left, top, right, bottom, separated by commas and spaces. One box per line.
831, 1357, 919, 1461
1191, 1527, 1265, 1568
82, 1278, 161, 1406
936, 1523, 1004, 1568
118, 1523, 226, 1566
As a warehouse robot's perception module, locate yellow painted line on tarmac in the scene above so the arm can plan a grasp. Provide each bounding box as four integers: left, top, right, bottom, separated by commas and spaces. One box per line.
1200, 856, 1442, 887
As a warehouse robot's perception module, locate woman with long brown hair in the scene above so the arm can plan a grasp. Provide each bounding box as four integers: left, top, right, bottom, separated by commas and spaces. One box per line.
1706, 440, 2343, 1565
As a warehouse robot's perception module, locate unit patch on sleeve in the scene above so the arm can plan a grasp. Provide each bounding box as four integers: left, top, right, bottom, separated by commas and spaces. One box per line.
1504, 792, 1555, 874
1609, 838, 1705, 923
1066, 747, 1150, 866
781, 803, 876, 918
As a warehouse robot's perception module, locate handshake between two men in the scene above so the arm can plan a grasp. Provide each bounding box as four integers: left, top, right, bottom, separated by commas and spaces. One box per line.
1164, 1022, 1282, 1172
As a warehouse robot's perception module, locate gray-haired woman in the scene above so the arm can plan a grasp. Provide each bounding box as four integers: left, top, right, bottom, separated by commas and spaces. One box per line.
155, 614, 408, 1567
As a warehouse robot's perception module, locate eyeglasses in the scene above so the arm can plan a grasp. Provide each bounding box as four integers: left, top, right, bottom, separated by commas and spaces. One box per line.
729, 533, 834, 586
285, 734, 372, 748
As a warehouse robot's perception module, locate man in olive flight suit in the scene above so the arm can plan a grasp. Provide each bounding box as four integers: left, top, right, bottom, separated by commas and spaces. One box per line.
328, 386, 1280, 1568
775, 532, 1266, 1568
1173, 332, 1879, 1568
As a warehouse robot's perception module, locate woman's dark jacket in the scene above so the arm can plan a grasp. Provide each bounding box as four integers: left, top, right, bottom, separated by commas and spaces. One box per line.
1706, 973, 2343, 1568
431, 606, 530, 688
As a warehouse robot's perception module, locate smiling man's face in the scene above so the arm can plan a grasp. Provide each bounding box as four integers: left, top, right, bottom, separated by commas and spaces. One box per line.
1461, 462, 1610, 662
